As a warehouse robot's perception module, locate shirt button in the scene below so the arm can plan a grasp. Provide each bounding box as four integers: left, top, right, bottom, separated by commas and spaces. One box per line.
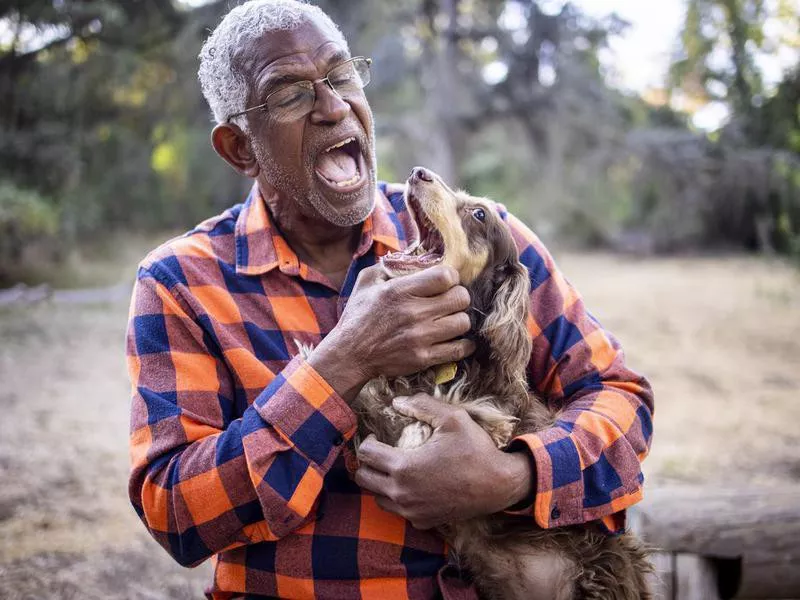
551, 506, 561, 521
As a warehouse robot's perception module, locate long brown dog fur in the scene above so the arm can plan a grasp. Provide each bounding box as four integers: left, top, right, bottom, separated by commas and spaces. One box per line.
350, 168, 653, 599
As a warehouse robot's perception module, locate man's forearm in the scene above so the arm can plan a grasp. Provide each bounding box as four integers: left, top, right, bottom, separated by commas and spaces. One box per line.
308, 332, 370, 403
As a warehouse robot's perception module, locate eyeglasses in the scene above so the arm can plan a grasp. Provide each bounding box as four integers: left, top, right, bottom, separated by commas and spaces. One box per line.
226, 56, 372, 124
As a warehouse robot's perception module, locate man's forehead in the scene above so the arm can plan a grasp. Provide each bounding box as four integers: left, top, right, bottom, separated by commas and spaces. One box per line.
239, 21, 348, 79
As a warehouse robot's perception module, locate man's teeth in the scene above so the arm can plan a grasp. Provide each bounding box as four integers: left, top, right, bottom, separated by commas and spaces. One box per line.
324, 137, 355, 153
333, 168, 360, 187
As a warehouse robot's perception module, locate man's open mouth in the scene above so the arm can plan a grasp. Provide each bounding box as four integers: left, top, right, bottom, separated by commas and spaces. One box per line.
382, 191, 445, 271
314, 136, 367, 192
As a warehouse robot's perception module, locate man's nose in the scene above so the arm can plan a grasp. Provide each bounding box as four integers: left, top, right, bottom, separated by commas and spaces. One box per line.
309, 80, 350, 125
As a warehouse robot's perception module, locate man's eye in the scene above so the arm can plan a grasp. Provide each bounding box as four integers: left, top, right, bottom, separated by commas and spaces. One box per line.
268, 84, 312, 110
331, 72, 359, 91
272, 91, 305, 109
331, 72, 354, 85
472, 208, 486, 222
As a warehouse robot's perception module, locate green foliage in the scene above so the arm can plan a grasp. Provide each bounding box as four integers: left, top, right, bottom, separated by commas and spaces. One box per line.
0, 182, 59, 236
669, 0, 771, 115
0, 181, 61, 281
770, 155, 800, 261
0, 1, 239, 239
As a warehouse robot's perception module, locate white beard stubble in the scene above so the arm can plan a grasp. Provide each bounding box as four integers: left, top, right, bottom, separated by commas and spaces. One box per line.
252, 126, 378, 228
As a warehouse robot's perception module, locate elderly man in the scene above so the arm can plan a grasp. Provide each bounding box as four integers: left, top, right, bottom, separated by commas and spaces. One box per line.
126, 1, 653, 598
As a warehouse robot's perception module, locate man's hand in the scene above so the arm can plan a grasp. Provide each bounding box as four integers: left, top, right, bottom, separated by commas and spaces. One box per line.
309, 264, 475, 401
354, 394, 534, 530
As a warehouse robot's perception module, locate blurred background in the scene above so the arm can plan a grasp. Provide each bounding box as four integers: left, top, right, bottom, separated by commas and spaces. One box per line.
0, 0, 799, 598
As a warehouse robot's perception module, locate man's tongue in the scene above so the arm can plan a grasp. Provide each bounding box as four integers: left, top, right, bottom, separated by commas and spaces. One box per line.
316, 148, 358, 184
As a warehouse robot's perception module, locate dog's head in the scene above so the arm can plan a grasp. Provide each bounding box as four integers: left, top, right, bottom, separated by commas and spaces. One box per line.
382, 167, 531, 384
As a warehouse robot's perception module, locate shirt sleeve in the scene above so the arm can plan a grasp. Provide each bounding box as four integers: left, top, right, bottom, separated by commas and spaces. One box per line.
127, 266, 357, 567
501, 213, 654, 532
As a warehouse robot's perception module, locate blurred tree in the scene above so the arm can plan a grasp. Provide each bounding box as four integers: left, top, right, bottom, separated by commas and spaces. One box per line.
649, 0, 800, 257
669, 0, 799, 134
0, 0, 237, 243
2, 0, 798, 284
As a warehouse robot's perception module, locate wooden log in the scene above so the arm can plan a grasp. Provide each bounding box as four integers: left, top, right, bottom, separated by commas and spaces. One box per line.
51, 282, 131, 304
0, 282, 131, 306
0, 283, 51, 306
675, 553, 722, 600
629, 486, 800, 598
647, 551, 675, 600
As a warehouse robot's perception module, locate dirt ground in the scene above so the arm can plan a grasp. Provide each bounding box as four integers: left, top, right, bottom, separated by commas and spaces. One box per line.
1, 250, 799, 598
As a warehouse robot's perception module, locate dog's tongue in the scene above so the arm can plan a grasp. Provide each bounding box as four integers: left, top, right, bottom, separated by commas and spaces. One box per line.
316, 148, 357, 183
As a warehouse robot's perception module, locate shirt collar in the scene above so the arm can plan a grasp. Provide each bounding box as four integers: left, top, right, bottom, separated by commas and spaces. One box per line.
235, 182, 405, 277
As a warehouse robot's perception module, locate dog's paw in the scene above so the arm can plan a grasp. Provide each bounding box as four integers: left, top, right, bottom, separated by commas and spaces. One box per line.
396, 421, 434, 449
294, 339, 316, 360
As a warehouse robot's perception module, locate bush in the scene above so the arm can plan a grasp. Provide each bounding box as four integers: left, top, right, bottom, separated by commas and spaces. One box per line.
0, 182, 61, 281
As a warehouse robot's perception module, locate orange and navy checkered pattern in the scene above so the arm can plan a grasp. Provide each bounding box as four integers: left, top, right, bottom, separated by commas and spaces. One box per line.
127, 182, 653, 598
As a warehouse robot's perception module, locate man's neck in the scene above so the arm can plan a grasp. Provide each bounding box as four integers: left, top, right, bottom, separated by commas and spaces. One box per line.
262, 186, 362, 283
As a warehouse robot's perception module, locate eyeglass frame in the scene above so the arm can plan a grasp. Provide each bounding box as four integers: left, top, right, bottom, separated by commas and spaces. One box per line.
225, 56, 372, 123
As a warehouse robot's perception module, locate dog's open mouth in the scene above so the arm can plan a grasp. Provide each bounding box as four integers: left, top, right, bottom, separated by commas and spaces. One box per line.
382, 191, 444, 271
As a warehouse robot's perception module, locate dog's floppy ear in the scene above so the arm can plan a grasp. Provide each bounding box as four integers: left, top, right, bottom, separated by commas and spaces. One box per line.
481, 259, 532, 385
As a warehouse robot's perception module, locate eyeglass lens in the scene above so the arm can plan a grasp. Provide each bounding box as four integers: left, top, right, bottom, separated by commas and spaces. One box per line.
266, 59, 371, 122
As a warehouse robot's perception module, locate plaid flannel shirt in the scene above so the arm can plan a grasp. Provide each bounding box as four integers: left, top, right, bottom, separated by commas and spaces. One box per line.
127, 182, 653, 599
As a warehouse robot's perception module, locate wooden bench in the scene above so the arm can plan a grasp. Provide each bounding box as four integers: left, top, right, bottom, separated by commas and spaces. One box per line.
629, 486, 800, 599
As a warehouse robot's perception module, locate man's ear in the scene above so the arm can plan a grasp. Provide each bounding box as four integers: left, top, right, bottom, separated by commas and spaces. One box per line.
211, 123, 260, 178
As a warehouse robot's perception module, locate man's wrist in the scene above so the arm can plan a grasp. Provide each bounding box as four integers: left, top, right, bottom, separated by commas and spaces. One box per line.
499, 449, 536, 511
307, 333, 371, 403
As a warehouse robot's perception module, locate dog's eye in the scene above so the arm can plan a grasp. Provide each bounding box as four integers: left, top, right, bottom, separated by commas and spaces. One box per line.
471, 208, 486, 222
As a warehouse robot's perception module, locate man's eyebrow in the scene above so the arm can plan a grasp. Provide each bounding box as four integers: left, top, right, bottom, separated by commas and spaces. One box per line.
261, 51, 352, 94
324, 49, 351, 67
263, 71, 302, 91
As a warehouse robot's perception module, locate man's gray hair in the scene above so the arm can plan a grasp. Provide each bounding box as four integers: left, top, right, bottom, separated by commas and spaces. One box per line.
198, 0, 349, 128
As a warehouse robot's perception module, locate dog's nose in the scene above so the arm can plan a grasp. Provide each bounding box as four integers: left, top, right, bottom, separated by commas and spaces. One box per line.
410, 166, 434, 183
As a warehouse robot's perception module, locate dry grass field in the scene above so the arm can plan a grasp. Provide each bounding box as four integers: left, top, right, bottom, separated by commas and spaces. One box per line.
1, 248, 798, 598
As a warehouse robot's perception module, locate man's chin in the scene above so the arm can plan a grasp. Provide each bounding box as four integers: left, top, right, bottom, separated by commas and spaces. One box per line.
310, 174, 376, 227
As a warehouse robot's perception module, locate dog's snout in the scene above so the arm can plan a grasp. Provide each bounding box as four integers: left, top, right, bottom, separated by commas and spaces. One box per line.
410, 166, 434, 183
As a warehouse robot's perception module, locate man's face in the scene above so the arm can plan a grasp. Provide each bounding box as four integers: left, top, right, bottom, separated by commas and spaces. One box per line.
238, 20, 376, 227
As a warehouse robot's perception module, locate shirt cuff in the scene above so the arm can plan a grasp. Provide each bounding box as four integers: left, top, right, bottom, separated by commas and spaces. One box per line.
505, 430, 585, 528
506, 431, 643, 532
254, 354, 357, 468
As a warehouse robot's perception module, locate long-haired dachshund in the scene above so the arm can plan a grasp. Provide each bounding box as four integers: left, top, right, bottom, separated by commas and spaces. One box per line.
352, 167, 652, 599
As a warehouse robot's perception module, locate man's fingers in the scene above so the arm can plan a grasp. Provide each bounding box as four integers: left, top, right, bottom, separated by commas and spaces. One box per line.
392, 265, 459, 297
413, 285, 470, 322
354, 465, 392, 496
374, 495, 435, 530
357, 434, 400, 473
374, 494, 404, 517
427, 312, 471, 344
428, 338, 476, 365
353, 263, 388, 292
392, 393, 463, 428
